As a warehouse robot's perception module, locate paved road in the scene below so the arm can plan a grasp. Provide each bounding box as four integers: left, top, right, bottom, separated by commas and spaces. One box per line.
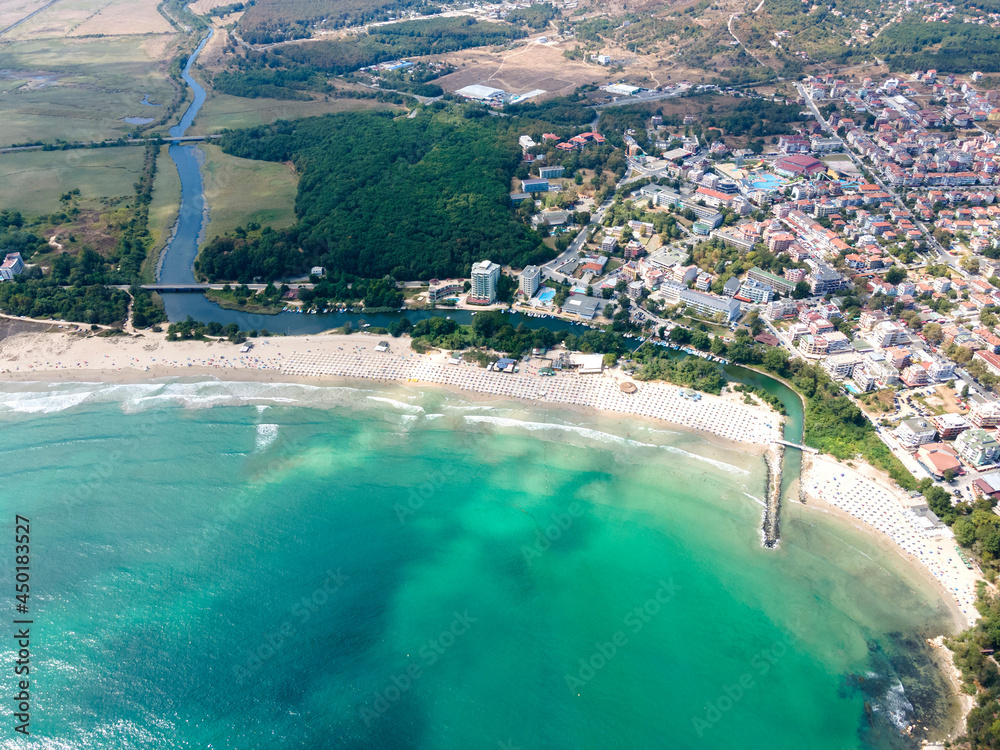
797, 83, 957, 269
539, 166, 639, 284
111, 283, 316, 292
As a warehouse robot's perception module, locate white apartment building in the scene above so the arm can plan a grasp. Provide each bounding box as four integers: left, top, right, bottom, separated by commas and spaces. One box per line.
519, 265, 541, 298
470, 260, 501, 304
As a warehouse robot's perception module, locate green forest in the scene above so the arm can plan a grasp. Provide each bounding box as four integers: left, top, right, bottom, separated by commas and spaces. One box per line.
0, 246, 132, 325
198, 110, 553, 282
505, 3, 558, 31
859, 20, 1000, 73
504, 89, 598, 127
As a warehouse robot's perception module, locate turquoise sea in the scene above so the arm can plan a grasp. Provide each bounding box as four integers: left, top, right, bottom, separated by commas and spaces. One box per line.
0, 379, 959, 749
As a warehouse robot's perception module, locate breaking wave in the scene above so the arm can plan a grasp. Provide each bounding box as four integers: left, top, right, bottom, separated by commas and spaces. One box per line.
463, 415, 748, 474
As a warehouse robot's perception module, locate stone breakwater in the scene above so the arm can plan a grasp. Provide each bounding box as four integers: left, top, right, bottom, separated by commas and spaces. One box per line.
761, 443, 784, 549
280, 346, 783, 446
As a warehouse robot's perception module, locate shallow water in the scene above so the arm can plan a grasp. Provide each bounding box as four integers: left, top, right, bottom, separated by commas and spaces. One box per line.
0, 379, 958, 749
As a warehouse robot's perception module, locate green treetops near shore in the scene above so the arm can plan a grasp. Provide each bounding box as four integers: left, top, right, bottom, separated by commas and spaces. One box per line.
406, 311, 628, 360
947, 587, 1000, 748
198, 111, 555, 283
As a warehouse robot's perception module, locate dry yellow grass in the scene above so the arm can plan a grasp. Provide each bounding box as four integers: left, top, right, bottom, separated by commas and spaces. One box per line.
6, 0, 172, 39
436, 41, 612, 98
187, 0, 239, 15
0, 0, 54, 32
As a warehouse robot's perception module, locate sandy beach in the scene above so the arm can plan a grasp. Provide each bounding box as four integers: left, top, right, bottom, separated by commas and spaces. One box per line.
795, 455, 982, 738
0, 328, 783, 446
798, 453, 981, 630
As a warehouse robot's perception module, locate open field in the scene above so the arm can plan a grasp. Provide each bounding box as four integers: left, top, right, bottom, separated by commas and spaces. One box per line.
187, 86, 403, 135
0, 35, 178, 146
5, 0, 172, 39
198, 143, 298, 241
0, 0, 55, 33
146, 144, 182, 278
434, 40, 609, 98
187, 0, 240, 14
0, 146, 144, 213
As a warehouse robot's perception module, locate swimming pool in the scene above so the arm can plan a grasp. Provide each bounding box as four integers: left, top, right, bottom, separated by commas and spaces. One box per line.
536, 288, 556, 304
750, 173, 785, 191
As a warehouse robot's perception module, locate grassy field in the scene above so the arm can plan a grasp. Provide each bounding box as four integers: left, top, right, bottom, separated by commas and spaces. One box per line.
0, 35, 177, 147
198, 143, 298, 242
0, 147, 146, 213
145, 144, 182, 280
187, 87, 403, 136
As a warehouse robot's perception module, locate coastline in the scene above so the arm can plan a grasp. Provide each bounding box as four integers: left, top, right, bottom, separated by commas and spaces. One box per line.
794, 453, 981, 739
0, 328, 782, 447
0, 326, 978, 595
0, 323, 982, 739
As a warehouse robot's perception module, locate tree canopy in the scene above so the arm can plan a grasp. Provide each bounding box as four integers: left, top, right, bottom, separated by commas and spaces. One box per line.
199, 111, 554, 282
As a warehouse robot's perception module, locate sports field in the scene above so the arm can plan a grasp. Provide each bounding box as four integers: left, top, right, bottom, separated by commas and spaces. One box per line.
0, 147, 145, 213
0, 35, 177, 147
198, 143, 298, 241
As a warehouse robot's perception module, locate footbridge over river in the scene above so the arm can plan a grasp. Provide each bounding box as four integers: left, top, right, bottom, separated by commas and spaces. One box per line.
773, 439, 818, 454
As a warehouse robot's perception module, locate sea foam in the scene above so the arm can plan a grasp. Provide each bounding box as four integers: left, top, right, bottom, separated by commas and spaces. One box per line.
463, 415, 748, 474
255, 424, 280, 451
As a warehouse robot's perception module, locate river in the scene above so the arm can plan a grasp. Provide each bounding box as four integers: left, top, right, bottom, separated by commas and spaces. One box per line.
157, 30, 212, 287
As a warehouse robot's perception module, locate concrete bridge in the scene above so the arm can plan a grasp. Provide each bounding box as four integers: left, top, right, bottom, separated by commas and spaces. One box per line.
774, 439, 819, 454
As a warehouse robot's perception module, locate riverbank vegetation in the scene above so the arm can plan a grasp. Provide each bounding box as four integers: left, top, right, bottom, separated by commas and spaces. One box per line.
632, 350, 726, 394
198, 144, 298, 242
166, 316, 270, 341
406, 311, 627, 361
205, 284, 286, 314
200, 110, 553, 281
